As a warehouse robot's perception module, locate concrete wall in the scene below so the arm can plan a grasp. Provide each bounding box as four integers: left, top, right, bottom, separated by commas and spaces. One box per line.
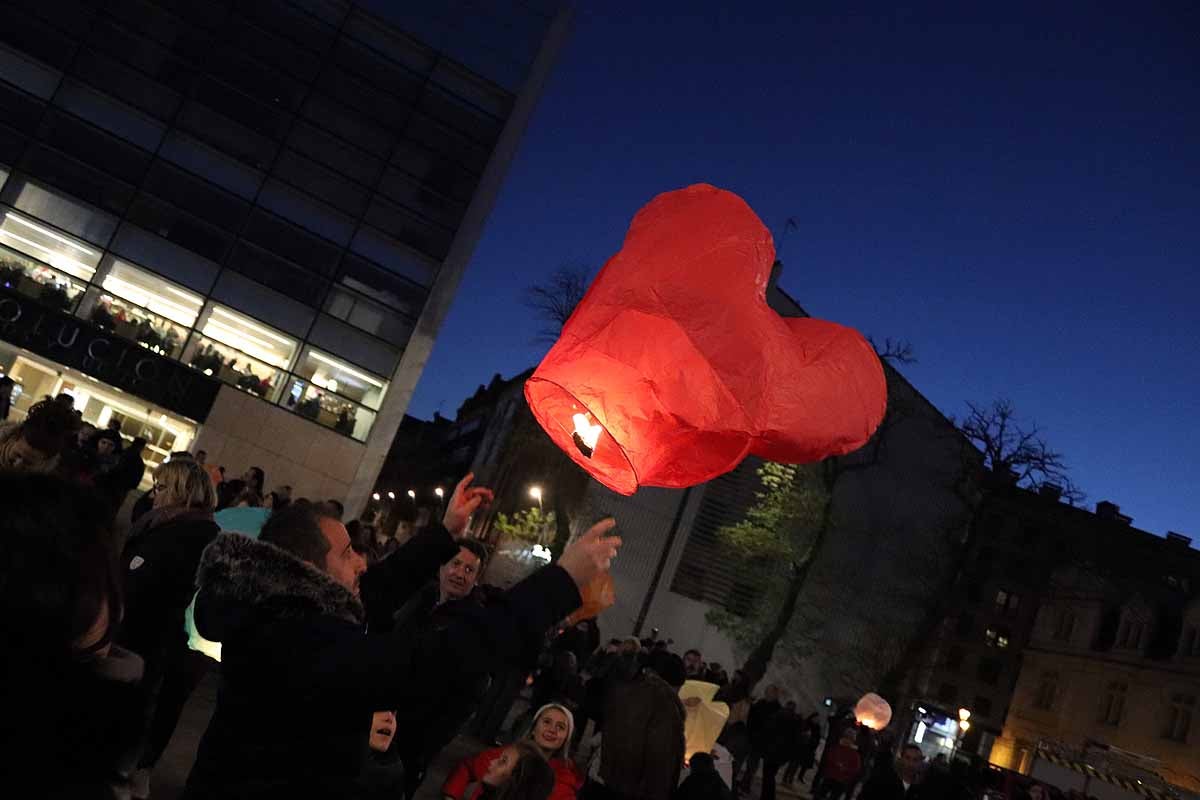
193, 385, 365, 502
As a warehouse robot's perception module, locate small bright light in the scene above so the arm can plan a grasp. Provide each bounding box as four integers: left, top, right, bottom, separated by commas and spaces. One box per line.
915, 721, 927, 743
959, 720, 971, 732
529, 485, 543, 501
372, 493, 380, 501
530, 544, 552, 562
917, 706, 928, 715
958, 707, 971, 722
434, 487, 444, 498
387, 491, 395, 500
407, 489, 416, 500
572, 412, 603, 457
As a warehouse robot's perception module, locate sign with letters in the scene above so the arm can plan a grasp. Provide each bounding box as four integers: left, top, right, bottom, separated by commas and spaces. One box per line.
0, 288, 220, 422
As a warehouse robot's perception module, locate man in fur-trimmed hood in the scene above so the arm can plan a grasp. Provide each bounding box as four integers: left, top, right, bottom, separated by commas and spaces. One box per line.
183, 475, 622, 799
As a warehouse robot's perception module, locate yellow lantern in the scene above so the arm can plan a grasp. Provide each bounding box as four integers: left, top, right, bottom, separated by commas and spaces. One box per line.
854, 692, 892, 731
679, 680, 730, 761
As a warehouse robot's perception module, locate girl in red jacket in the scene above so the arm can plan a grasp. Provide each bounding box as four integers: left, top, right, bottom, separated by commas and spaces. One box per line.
444, 704, 584, 800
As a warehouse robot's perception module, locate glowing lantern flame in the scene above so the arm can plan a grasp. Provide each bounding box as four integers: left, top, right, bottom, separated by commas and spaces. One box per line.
572, 412, 603, 458
854, 692, 892, 731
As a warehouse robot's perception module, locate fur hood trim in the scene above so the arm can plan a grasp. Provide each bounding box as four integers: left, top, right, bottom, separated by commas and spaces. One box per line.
195, 533, 364, 639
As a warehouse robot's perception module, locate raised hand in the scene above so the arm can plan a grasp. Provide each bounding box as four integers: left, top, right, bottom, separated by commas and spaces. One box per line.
557, 517, 621, 590
442, 473, 494, 538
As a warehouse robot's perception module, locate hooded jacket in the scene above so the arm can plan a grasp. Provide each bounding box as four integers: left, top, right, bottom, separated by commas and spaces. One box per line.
183, 532, 581, 798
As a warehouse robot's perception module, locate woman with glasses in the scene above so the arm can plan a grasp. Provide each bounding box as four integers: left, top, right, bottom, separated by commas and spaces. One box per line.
118, 457, 220, 799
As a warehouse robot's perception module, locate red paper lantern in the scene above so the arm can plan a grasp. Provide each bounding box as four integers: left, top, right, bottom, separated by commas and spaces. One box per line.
525, 184, 887, 495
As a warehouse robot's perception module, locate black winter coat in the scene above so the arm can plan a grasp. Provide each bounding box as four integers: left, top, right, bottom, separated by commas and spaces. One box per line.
118, 508, 219, 675
182, 530, 581, 798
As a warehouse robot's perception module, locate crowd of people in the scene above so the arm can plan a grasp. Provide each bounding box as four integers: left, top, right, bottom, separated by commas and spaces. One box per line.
1, 392, 1029, 800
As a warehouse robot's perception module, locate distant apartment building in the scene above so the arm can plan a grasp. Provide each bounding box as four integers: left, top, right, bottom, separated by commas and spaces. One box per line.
991, 529, 1200, 793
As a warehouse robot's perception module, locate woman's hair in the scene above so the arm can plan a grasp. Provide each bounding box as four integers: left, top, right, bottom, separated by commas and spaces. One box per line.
246, 466, 265, 491
493, 741, 555, 800
527, 703, 575, 760
0, 474, 122, 660
154, 459, 217, 510
17, 398, 80, 456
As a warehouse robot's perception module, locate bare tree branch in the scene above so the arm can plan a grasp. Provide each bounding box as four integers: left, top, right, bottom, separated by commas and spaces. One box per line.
959, 398, 1084, 503
523, 264, 594, 345
869, 336, 918, 365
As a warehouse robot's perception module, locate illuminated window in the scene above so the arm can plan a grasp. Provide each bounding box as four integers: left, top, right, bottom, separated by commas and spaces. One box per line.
985, 627, 1010, 648
79, 258, 202, 359
183, 305, 297, 402
280, 376, 377, 441
0, 207, 100, 282
198, 305, 296, 370
291, 347, 387, 410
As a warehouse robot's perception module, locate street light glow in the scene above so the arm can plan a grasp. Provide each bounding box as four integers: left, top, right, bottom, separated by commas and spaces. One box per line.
529, 485, 543, 501
387, 491, 395, 500
958, 707, 971, 722
959, 720, 971, 732
434, 487, 444, 498
407, 489, 416, 500
372, 492, 380, 501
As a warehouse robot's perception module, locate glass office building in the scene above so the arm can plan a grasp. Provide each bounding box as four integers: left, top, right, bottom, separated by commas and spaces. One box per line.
0, 0, 565, 499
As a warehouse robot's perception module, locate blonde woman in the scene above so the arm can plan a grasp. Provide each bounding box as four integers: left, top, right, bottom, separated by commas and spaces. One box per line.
117, 458, 219, 799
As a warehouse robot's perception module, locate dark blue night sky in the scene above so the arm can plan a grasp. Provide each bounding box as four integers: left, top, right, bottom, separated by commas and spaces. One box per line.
406, 1, 1200, 538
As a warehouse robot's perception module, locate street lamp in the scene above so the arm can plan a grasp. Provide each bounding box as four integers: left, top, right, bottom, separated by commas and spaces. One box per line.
954, 707, 972, 761
529, 485, 543, 510
372, 492, 380, 501
434, 487, 444, 499
407, 489, 416, 500
387, 491, 395, 500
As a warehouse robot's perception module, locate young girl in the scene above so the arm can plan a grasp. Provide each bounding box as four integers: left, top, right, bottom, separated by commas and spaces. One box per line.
478, 741, 555, 800
444, 704, 583, 800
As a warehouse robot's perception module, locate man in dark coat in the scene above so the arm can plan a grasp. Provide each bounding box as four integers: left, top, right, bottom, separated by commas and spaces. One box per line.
859, 744, 927, 800
183, 475, 620, 799
675, 752, 733, 800
385, 537, 494, 797
739, 686, 783, 792
598, 669, 687, 800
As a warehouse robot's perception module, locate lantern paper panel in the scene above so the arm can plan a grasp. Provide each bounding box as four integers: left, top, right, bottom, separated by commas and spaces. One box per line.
525, 184, 888, 495
680, 680, 731, 761
854, 692, 893, 731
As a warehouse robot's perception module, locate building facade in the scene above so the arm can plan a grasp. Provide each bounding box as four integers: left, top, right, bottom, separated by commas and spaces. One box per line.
991, 530, 1200, 794
0, 0, 566, 507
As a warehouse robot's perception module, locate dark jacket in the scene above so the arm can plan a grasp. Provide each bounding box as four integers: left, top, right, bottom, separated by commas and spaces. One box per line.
674, 767, 733, 800
747, 699, 782, 751
358, 522, 461, 634
859, 760, 925, 800
183, 532, 581, 798
388, 581, 493, 785
601, 674, 687, 800
118, 507, 219, 676
4, 646, 146, 799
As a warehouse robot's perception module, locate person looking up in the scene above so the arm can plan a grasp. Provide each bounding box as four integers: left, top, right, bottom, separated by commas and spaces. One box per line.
183, 473, 620, 798
445, 703, 583, 800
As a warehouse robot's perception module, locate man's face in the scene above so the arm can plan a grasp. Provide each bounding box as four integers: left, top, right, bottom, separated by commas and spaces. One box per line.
368, 710, 395, 753
319, 517, 367, 596
438, 546, 481, 601
684, 651, 703, 673
899, 747, 924, 779
4, 437, 46, 469
395, 521, 413, 539
96, 438, 116, 457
